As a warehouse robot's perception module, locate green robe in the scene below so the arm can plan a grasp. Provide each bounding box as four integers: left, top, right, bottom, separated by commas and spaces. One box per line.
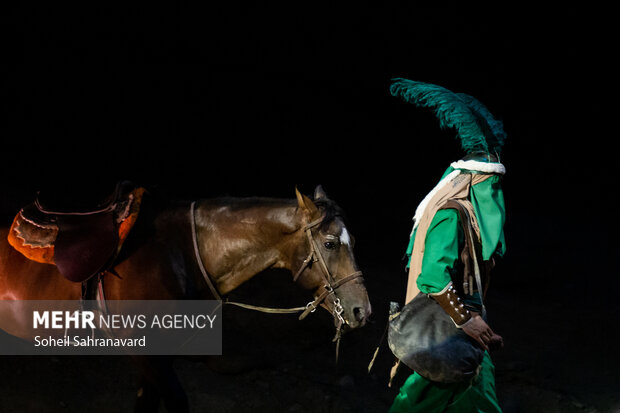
405, 167, 506, 294
393, 166, 506, 412
390, 352, 501, 413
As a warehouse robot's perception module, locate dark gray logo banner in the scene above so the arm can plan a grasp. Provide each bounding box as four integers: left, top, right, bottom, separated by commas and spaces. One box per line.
0, 300, 222, 355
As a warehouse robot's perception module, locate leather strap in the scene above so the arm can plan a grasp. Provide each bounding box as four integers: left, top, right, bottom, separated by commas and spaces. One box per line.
190, 201, 223, 300
439, 199, 487, 317
429, 282, 472, 327
293, 216, 325, 282
298, 271, 363, 320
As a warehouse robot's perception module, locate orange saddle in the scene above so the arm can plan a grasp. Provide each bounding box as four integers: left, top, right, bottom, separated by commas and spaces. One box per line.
8, 184, 145, 283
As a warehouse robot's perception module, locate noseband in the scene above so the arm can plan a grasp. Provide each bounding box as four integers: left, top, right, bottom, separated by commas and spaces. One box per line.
293, 216, 364, 324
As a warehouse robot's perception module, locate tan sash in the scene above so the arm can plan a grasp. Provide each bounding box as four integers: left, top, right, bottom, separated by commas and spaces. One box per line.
405, 173, 490, 304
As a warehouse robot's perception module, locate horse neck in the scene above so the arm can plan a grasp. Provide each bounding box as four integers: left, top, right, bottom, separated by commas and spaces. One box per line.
194, 199, 303, 295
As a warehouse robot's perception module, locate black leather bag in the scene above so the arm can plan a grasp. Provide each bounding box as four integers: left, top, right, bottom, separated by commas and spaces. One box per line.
387, 292, 484, 383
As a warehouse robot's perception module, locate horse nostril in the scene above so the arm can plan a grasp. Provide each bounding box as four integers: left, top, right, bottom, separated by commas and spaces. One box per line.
353, 307, 366, 323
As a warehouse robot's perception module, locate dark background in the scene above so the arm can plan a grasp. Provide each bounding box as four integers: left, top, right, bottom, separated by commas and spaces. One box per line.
1, 2, 616, 412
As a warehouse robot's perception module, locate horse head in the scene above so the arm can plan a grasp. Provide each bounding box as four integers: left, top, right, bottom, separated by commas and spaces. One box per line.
292, 186, 371, 330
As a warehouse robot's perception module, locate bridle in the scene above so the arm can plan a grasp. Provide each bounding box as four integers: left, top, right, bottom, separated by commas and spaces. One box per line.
292, 215, 364, 324
189, 202, 363, 359
290, 215, 364, 360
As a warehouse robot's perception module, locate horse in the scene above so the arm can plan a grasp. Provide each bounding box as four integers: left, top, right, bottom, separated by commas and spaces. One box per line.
0, 184, 371, 412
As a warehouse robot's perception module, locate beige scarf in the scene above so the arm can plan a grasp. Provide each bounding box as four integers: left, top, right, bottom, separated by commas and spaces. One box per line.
405, 173, 491, 304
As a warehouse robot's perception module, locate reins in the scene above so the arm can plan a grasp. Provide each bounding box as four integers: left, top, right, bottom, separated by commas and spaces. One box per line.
189, 201, 363, 361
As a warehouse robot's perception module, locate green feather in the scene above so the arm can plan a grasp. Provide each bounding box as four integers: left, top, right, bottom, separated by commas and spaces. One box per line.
390, 78, 506, 154
455, 93, 506, 154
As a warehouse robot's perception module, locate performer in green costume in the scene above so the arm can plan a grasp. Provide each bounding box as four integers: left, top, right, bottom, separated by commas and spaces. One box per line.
388, 79, 507, 413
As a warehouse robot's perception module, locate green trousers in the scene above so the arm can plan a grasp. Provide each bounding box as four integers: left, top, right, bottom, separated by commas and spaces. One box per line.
389, 353, 502, 413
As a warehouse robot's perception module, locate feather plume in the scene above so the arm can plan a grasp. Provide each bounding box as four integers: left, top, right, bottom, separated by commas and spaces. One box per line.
390, 78, 506, 154
455, 93, 506, 154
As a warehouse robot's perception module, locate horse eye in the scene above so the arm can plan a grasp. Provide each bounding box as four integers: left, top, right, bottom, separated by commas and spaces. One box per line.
324, 241, 337, 250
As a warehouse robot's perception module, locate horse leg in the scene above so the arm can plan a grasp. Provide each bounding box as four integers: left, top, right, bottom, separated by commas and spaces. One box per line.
132, 356, 189, 413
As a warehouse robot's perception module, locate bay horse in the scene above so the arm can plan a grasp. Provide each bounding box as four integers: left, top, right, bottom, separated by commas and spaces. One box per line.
0, 185, 371, 412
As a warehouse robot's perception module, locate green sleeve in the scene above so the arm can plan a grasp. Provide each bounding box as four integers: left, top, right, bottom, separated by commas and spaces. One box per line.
403, 173, 506, 297
416, 209, 462, 295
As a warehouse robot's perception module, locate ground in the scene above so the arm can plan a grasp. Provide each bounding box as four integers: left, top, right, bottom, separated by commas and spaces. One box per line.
1, 260, 617, 413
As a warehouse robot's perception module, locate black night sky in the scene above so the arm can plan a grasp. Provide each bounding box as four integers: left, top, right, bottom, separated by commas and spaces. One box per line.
1, 3, 616, 412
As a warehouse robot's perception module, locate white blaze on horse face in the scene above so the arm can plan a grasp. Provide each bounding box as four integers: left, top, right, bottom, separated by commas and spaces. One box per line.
339, 227, 351, 246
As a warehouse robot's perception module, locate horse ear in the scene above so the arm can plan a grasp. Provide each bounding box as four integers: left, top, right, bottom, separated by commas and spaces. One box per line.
314, 185, 328, 201
295, 187, 319, 218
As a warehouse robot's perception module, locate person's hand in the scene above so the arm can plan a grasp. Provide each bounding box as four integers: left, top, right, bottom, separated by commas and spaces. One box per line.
461, 315, 504, 351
